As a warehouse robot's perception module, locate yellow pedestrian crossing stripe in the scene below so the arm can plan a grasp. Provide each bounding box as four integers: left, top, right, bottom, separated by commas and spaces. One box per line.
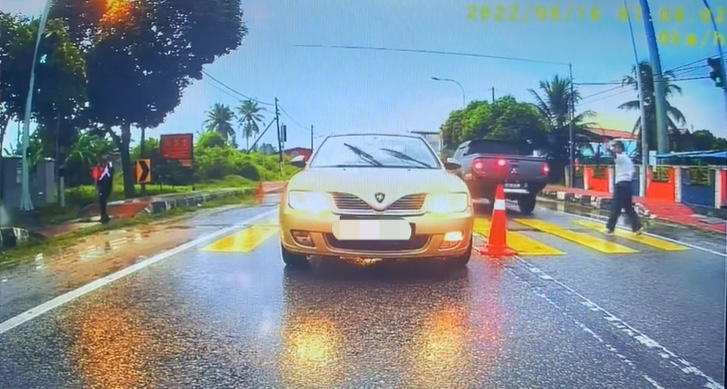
473, 218, 564, 256
202, 220, 279, 253
573, 220, 688, 251
514, 219, 638, 254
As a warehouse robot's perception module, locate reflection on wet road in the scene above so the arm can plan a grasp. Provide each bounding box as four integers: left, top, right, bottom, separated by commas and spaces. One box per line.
0, 200, 724, 388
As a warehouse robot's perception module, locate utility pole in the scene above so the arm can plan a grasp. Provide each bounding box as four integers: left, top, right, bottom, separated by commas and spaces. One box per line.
140, 127, 146, 196
568, 63, 575, 188
310, 124, 314, 151
491, 87, 495, 103
20, 0, 53, 211
625, 0, 649, 197
275, 98, 283, 171
702, 0, 727, 120
638, 0, 668, 153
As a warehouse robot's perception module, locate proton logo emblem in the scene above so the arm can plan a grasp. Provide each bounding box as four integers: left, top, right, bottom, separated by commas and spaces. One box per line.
375, 192, 385, 203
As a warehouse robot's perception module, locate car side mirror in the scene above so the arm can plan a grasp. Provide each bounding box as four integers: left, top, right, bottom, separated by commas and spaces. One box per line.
291, 155, 306, 168
444, 157, 461, 170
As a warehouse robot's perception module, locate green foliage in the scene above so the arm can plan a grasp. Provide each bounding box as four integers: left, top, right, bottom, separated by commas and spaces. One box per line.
687, 166, 711, 187
197, 130, 227, 149
619, 61, 686, 151
48, 0, 247, 198
652, 166, 670, 182
205, 103, 237, 144
439, 97, 547, 152
236, 99, 265, 150
0, 13, 86, 158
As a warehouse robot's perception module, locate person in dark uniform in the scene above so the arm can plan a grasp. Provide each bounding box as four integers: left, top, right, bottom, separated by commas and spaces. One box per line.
96, 157, 113, 224
605, 140, 643, 234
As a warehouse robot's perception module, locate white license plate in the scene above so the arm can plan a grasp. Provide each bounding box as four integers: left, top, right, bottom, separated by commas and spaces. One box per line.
333, 219, 412, 240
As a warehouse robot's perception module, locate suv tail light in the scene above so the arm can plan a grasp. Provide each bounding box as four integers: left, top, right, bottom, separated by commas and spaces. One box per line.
497, 159, 507, 167
542, 163, 550, 175
472, 158, 488, 176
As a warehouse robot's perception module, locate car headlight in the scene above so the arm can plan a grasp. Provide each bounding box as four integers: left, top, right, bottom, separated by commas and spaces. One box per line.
426, 193, 469, 213
288, 191, 332, 212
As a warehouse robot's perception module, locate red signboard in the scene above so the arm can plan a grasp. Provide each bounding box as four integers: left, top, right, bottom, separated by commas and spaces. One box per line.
160, 134, 194, 161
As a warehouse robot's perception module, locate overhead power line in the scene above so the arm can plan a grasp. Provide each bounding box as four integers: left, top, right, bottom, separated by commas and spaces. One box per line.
279, 106, 309, 132
581, 85, 628, 100
295, 44, 570, 66
201, 70, 274, 106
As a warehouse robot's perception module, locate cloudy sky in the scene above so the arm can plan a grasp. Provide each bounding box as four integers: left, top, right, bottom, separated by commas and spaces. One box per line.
3, 0, 726, 151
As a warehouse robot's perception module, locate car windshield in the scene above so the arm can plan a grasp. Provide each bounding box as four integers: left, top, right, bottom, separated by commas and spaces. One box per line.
310, 135, 441, 169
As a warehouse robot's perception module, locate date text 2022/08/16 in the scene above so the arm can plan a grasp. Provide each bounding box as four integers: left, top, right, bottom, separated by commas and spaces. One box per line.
466, 4, 726, 25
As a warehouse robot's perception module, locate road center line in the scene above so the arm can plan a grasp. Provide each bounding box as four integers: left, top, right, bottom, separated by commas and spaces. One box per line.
0, 208, 277, 335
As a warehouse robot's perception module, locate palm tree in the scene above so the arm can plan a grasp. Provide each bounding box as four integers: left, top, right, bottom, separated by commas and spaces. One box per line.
204, 103, 236, 144
528, 75, 595, 181
236, 99, 265, 151
619, 61, 686, 151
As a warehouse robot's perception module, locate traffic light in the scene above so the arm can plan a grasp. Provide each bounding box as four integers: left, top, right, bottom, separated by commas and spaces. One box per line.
281, 124, 287, 142
707, 57, 725, 88
39, 54, 48, 64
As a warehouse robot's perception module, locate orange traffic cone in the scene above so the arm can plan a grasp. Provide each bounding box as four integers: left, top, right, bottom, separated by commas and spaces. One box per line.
483, 184, 516, 257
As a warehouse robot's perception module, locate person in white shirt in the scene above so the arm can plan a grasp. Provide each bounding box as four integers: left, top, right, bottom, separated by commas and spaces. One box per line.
605, 140, 643, 234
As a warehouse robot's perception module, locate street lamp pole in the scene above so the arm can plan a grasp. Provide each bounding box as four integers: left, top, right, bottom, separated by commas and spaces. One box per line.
19, 0, 54, 211
431, 77, 466, 108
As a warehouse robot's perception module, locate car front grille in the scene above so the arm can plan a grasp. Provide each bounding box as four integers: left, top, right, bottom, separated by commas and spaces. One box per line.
332, 192, 372, 211
332, 193, 426, 213
325, 234, 429, 251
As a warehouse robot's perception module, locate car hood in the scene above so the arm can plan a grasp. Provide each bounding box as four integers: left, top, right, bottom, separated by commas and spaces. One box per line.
287, 167, 469, 209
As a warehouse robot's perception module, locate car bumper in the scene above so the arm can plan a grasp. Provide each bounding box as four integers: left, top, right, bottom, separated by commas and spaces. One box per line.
280, 207, 474, 259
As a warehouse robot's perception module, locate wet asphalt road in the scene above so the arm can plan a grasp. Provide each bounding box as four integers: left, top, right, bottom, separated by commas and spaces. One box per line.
0, 197, 725, 388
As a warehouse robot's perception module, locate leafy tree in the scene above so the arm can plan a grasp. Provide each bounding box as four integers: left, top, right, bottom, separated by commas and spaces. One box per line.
50, 0, 247, 198
669, 129, 727, 152
197, 130, 228, 149
528, 75, 595, 181
236, 99, 265, 151
619, 61, 686, 150
440, 97, 547, 153
204, 103, 236, 144
64, 132, 114, 185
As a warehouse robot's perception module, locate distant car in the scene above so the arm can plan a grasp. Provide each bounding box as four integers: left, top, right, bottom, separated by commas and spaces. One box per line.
453, 139, 549, 214
279, 134, 474, 267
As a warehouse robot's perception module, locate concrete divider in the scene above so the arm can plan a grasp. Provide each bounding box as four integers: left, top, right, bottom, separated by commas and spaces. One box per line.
0, 227, 30, 250
143, 188, 253, 216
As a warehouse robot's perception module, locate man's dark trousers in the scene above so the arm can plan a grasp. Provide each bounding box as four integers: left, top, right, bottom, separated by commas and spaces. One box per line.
606, 181, 642, 232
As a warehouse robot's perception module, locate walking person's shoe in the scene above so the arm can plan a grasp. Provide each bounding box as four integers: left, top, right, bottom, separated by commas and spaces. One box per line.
633, 226, 644, 235
604, 229, 615, 235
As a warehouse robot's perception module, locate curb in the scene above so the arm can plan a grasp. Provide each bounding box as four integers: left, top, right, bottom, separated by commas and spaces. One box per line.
143, 188, 253, 215
540, 188, 653, 219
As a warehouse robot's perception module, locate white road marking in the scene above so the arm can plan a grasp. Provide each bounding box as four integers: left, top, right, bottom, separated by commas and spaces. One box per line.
519, 258, 724, 389
545, 206, 727, 258
0, 208, 277, 335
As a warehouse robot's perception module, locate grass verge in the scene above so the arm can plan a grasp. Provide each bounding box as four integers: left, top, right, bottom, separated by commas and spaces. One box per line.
0, 192, 257, 269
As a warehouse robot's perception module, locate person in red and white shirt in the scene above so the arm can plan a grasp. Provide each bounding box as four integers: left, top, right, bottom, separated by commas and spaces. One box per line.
95, 157, 114, 224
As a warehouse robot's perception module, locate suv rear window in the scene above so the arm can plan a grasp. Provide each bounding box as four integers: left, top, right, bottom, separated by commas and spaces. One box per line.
466, 140, 530, 155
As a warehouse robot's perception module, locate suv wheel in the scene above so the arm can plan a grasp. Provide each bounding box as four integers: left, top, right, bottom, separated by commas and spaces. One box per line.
517, 195, 536, 215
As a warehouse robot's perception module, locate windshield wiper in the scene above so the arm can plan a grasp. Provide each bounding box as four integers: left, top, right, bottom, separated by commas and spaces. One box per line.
343, 143, 383, 166
380, 148, 433, 168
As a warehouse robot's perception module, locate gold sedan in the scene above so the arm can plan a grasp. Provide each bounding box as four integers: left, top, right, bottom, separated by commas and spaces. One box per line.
279, 134, 474, 267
